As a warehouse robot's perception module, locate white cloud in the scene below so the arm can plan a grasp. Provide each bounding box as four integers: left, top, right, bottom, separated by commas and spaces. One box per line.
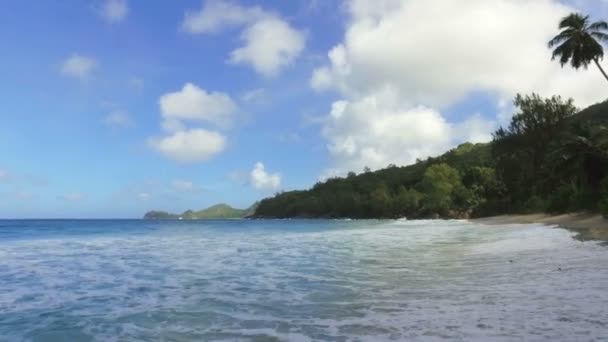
313, 0, 608, 107
172, 180, 202, 193
100, 0, 129, 23
61, 54, 97, 80
250, 162, 281, 191
150, 129, 226, 163
160, 83, 237, 130
230, 17, 306, 77
58, 192, 87, 202
453, 114, 496, 144
104, 110, 133, 128
312, 0, 608, 176
182, 1, 305, 77
181, 0, 266, 34
322, 89, 453, 173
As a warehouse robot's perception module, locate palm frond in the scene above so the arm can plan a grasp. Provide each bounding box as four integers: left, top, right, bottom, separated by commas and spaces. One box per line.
551, 39, 575, 66
558, 13, 588, 30
590, 31, 608, 42
589, 21, 608, 31
548, 30, 574, 47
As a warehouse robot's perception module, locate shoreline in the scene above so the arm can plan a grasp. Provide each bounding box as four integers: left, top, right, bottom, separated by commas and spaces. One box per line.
473, 212, 608, 243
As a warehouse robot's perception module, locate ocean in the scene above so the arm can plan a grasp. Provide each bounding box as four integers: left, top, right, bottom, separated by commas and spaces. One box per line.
0, 219, 607, 341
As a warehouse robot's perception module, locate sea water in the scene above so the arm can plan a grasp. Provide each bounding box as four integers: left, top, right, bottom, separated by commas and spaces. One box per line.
0, 219, 607, 341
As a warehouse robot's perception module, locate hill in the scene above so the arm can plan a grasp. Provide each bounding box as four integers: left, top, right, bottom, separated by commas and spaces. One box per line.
573, 99, 608, 123
254, 94, 608, 220
144, 203, 258, 220
253, 143, 494, 219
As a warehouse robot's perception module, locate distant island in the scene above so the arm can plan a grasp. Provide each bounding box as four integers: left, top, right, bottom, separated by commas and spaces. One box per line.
144, 203, 258, 220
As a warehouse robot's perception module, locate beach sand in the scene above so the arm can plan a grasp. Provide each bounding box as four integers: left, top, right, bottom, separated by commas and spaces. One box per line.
474, 213, 608, 243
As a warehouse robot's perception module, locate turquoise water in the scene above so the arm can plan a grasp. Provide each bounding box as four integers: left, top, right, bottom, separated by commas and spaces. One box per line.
1, 219, 607, 341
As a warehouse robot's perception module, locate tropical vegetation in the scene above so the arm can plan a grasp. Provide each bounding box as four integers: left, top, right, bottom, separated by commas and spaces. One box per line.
253, 96, 608, 219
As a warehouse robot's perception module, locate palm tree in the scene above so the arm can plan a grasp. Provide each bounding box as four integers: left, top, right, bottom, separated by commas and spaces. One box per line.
549, 124, 608, 188
549, 13, 608, 82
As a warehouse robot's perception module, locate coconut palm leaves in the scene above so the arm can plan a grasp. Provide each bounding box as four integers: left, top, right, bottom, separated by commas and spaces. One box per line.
549, 124, 608, 188
549, 13, 608, 82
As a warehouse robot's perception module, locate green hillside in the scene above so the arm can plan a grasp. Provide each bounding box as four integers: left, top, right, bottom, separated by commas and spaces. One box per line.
254, 143, 493, 219
573, 99, 608, 124
254, 94, 608, 219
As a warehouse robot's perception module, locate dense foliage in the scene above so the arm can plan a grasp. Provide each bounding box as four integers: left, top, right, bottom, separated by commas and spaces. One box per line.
254, 95, 608, 219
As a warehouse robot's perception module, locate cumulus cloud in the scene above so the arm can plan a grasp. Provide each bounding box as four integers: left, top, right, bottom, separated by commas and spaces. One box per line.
453, 114, 497, 144
250, 162, 281, 191
182, 0, 305, 77
322, 89, 453, 173
230, 17, 306, 77
160, 83, 237, 130
100, 0, 128, 23
312, 0, 607, 175
104, 110, 133, 128
312, 0, 606, 106
181, 0, 266, 33
61, 54, 97, 80
150, 129, 226, 163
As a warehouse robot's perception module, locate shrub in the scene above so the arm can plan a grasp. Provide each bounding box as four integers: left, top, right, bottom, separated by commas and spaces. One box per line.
570, 186, 597, 212
547, 184, 575, 213
521, 195, 547, 214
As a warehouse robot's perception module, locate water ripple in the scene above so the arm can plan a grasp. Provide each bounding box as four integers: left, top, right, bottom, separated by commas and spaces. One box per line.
0, 219, 607, 341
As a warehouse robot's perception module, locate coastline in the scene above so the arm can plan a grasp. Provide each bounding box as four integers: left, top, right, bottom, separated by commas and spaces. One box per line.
473, 213, 608, 243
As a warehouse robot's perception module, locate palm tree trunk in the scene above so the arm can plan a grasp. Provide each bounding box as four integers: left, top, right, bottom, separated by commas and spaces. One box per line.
593, 58, 608, 83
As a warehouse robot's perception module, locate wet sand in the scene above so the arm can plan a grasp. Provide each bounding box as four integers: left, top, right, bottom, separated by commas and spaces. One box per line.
474, 213, 608, 242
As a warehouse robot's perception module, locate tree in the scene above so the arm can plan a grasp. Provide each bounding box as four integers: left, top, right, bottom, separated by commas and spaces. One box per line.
492, 94, 577, 204
549, 124, 608, 190
393, 187, 424, 217
549, 13, 608, 82
420, 163, 462, 215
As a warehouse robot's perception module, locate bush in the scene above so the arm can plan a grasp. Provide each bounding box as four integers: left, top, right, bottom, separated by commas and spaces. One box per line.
521, 195, 547, 214
570, 186, 597, 212
472, 199, 511, 218
547, 184, 575, 213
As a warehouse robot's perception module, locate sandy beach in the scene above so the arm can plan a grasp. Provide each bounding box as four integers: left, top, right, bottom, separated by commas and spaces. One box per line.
474, 213, 608, 242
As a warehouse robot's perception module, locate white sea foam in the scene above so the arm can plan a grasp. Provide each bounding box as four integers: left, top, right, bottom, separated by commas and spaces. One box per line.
0, 219, 607, 341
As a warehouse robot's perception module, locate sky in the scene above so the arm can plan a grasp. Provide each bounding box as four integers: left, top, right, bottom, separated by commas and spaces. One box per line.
1, 0, 607, 218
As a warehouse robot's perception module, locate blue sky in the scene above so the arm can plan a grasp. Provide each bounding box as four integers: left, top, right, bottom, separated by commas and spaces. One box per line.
1, 0, 607, 218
